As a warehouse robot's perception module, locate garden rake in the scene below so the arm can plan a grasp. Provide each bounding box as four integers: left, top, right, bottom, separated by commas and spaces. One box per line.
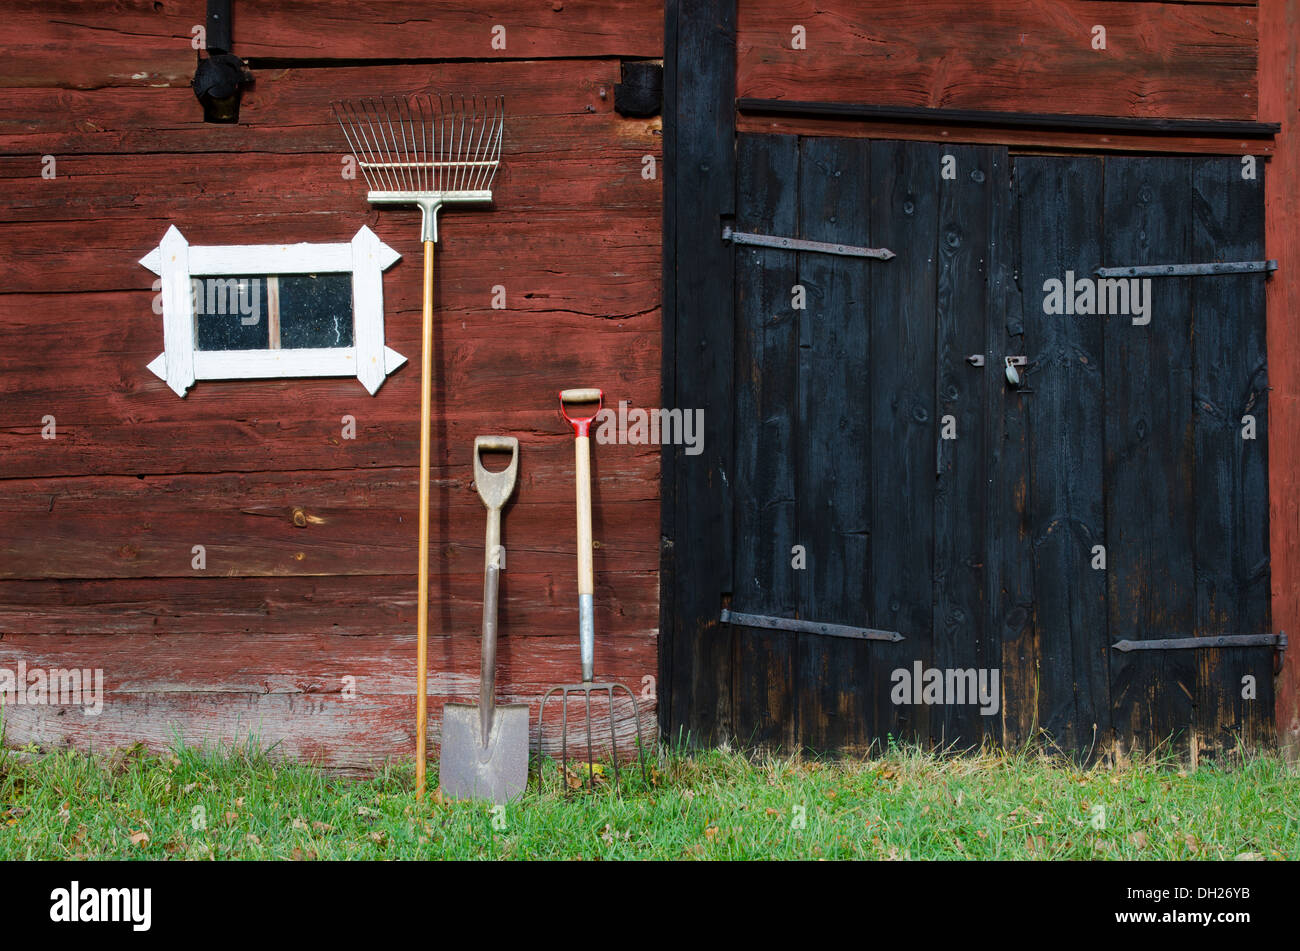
334, 94, 504, 801
537, 388, 649, 792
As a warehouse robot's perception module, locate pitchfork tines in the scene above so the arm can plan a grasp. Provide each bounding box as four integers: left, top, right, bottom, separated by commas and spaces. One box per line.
332, 94, 505, 242
536, 681, 648, 792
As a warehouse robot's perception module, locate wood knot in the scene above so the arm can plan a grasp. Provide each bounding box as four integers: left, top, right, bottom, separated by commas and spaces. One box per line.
291, 507, 325, 527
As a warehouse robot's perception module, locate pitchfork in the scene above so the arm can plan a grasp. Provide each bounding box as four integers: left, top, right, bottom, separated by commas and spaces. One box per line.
536, 388, 649, 792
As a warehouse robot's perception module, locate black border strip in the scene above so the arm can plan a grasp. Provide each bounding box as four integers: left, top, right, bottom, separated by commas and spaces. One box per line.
737, 98, 1280, 138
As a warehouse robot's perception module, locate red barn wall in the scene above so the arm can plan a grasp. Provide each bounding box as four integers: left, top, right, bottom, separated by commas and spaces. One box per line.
0, 2, 663, 769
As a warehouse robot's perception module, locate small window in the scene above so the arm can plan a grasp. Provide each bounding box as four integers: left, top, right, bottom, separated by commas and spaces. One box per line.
142, 226, 406, 396
192, 274, 355, 351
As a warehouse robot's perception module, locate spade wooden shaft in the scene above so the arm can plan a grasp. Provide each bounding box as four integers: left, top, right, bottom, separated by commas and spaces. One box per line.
415, 239, 434, 801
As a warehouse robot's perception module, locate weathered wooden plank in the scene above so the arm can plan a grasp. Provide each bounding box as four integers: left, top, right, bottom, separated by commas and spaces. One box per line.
0, 572, 660, 638
735, 114, 1276, 156
0, 470, 658, 579
1260, 0, 1300, 760
738, 0, 1258, 121
731, 133, 799, 751
0, 202, 660, 296
1103, 156, 1197, 755
664, 0, 738, 749
986, 151, 1032, 747
867, 139, 939, 744
0, 133, 659, 223
931, 144, 994, 748
0, 290, 660, 480
1189, 157, 1272, 757
2, 1, 662, 89
0, 631, 657, 769
1018, 155, 1109, 756
0, 60, 629, 155
792, 135, 873, 752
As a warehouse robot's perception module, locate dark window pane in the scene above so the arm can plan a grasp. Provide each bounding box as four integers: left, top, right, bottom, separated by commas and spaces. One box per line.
279, 273, 354, 349
194, 276, 268, 351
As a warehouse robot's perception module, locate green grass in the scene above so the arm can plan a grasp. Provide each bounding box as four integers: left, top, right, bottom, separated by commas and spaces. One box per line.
0, 738, 1296, 860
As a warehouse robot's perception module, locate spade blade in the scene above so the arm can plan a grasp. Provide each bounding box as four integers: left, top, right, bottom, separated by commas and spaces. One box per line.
439, 702, 530, 804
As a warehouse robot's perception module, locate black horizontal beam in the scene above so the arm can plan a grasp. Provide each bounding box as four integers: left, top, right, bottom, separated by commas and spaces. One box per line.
736, 98, 1280, 139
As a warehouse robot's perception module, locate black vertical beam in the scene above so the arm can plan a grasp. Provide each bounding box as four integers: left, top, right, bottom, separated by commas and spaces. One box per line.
661, 0, 737, 746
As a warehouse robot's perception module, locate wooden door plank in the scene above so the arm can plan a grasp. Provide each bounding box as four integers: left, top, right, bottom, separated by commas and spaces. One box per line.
868, 139, 941, 743
731, 133, 800, 751
932, 144, 996, 748
987, 152, 1034, 747
1018, 155, 1110, 756
793, 134, 873, 751
1189, 157, 1273, 757
1103, 156, 1198, 756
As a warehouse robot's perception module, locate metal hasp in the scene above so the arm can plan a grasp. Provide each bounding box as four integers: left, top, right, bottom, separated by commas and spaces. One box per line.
720, 609, 903, 643
1113, 632, 1287, 674
722, 226, 895, 261
1096, 261, 1278, 278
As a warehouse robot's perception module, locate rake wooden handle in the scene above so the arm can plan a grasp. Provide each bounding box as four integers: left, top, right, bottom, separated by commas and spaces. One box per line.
415, 239, 434, 801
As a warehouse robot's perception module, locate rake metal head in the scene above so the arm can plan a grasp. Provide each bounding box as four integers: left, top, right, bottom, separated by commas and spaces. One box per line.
333, 94, 505, 242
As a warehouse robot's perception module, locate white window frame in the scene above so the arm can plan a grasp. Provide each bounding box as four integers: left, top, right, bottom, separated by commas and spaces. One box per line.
141, 225, 406, 396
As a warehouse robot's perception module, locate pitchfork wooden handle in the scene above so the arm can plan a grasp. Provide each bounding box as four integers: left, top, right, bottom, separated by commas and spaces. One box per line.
575, 431, 595, 683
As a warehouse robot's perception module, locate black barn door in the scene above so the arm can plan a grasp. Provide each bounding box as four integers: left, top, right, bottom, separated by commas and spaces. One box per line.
728, 136, 1008, 751
692, 135, 1271, 757
1014, 155, 1272, 756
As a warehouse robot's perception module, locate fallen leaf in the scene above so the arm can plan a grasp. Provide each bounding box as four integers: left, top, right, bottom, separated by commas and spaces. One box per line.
129, 830, 150, 847
1129, 831, 1149, 849
1234, 851, 1265, 861
245, 833, 260, 845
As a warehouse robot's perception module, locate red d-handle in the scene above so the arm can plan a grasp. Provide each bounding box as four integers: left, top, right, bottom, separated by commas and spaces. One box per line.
558, 388, 604, 438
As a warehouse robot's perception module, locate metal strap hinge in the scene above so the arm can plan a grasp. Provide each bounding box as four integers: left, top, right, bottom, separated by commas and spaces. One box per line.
1113, 632, 1287, 674
1096, 261, 1277, 278
720, 608, 903, 643
722, 226, 895, 261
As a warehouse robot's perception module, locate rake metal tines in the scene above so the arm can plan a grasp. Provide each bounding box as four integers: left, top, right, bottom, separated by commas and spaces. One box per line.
536, 680, 649, 793
332, 93, 505, 242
